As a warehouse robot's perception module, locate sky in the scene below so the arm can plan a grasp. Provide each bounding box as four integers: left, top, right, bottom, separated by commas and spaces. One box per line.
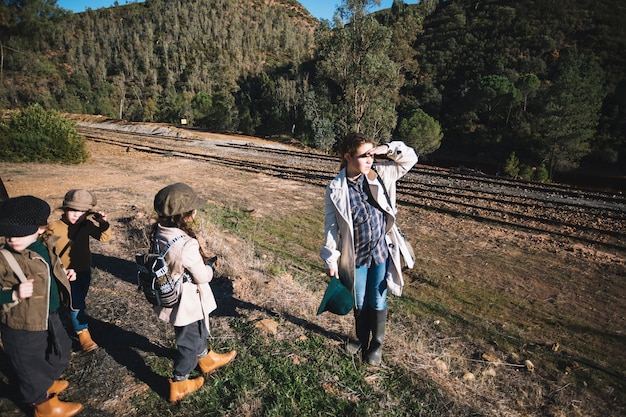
56, 1, 419, 22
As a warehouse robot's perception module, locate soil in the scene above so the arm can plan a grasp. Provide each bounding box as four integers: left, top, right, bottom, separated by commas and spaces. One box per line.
0, 117, 624, 416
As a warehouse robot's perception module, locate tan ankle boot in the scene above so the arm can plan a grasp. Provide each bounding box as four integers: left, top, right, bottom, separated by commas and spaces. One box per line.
46, 380, 69, 396
168, 377, 204, 403
34, 395, 83, 417
197, 348, 237, 374
77, 329, 98, 352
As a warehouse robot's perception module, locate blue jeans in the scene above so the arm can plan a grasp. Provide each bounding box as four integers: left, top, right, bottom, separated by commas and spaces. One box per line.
354, 261, 388, 311
70, 269, 92, 332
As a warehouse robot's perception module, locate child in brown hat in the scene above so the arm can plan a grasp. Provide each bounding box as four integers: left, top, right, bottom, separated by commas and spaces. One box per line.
48, 189, 111, 352
150, 182, 236, 403
0, 196, 83, 416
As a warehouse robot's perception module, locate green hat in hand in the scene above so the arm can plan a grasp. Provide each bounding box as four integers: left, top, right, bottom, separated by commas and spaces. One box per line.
317, 276, 354, 315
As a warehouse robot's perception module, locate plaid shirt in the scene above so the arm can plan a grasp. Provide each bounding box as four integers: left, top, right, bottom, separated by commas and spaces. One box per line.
348, 175, 387, 267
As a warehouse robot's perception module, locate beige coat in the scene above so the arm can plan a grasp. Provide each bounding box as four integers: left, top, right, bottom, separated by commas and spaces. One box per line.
320, 141, 418, 297
153, 224, 217, 331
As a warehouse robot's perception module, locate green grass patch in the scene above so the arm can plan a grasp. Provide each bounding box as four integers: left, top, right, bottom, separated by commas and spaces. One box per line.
187, 201, 625, 414
200, 203, 325, 285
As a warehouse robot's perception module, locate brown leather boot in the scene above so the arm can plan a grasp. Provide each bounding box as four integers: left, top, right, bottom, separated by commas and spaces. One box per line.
34, 395, 83, 417
77, 329, 98, 352
46, 380, 69, 397
197, 348, 237, 374
168, 377, 204, 403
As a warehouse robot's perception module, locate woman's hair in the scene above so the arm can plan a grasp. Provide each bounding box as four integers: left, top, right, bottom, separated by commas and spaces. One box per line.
149, 211, 211, 261
339, 132, 375, 169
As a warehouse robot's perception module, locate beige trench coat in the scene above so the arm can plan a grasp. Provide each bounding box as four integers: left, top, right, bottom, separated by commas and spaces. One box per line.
320, 141, 418, 297
153, 224, 217, 331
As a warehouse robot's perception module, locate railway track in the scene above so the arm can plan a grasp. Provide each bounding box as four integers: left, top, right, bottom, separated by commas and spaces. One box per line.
78, 126, 626, 251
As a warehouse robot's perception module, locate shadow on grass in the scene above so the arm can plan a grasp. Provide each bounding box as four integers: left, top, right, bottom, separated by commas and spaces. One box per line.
211, 274, 349, 345
92, 253, 137, 285
87, 317, 174, 401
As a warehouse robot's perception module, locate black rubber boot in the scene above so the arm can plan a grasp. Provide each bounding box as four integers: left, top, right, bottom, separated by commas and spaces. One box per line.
346, 308, 370, 355
366, 308, 387, 366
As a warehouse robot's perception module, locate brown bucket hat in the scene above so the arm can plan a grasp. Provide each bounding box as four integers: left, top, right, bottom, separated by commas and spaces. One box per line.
62, 189, 97, 211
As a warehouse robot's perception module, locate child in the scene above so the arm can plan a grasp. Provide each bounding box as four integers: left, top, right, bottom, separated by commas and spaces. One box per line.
0, 195, 83, 416
320, 132, 417, 366
48, 189, 111, 352
151, 182, 236, 403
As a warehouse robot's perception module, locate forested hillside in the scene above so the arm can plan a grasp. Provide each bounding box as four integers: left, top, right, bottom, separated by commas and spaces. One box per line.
1, 0, 624, 181
400, 0, 626, 179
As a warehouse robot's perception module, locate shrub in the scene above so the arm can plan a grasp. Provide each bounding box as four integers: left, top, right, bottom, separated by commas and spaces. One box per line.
533, 164, 550, 183
503, 152, 520, 178
519, 165, 533, 180
0, 104, 88, 163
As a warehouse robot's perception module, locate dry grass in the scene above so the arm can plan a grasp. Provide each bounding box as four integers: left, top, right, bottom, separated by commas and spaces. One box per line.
0, 121, 624, 416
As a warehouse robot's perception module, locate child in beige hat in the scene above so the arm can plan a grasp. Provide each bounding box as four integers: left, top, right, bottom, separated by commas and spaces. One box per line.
48, 189, 111, 352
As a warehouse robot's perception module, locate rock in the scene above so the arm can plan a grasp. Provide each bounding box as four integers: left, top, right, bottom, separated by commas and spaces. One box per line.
462, 372, 475, 381
482, 353, 499, 363
434, 358, 448, 373
254, 318, 278, 336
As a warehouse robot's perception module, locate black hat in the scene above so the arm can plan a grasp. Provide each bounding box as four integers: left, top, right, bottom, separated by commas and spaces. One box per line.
0, 196, 51, 237
154, 183, 206, 217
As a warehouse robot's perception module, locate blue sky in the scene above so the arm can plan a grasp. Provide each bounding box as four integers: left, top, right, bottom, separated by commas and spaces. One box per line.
56, 1, 418, 22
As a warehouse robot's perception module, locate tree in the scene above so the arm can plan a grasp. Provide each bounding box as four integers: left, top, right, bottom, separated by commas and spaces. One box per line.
192, 92, 212, 127
205, 92, 237, 133
396, 108, 442, 155
532, 47, 604, 178
0, 0, 66, 101
517, 73, 540, 112
315, 0, 400, 143
303, 90, 335, 152
474, 75, 521, 127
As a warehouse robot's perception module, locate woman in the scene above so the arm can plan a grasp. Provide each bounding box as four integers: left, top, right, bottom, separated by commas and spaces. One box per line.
320, 132, 417, 366
151, 182, 236, 403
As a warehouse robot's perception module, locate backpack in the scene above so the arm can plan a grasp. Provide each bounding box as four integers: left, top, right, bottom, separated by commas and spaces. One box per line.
136, 235, 190, 307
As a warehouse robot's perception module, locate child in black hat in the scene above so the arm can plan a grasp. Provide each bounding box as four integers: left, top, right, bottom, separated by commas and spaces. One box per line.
48, 189, 111, 352
0, 196, 83, 416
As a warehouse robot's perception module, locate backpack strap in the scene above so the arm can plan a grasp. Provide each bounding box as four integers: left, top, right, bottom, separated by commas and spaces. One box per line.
155, 235, 187, 257
0, 249, 29, 283
58, 221, 91, 258
153, 235, 191, 283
